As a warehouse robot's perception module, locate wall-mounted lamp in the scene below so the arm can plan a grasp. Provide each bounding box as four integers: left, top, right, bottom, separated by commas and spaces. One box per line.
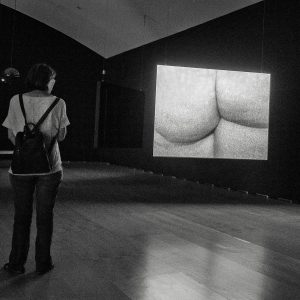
101, 69, 106, 82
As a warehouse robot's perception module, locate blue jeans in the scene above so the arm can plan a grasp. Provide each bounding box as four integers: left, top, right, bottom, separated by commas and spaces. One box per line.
8, 171, 62, 271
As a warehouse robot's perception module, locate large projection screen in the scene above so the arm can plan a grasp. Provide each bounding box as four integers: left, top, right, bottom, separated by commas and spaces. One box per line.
153, 65, 270, 160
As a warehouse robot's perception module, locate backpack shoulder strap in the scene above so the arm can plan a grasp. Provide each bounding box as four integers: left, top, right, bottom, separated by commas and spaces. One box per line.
19, 94, 28, 125
35, 97, 60, 129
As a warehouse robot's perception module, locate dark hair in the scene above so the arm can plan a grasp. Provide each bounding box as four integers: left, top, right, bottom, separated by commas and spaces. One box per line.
25, 63, 56, 91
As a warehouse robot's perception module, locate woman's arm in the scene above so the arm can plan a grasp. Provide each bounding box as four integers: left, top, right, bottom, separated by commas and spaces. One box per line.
57, 127, 67, 142
8, 129, 15, 145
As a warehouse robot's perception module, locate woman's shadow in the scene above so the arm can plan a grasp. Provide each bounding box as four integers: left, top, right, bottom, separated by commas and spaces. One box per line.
0, 268, 45, 298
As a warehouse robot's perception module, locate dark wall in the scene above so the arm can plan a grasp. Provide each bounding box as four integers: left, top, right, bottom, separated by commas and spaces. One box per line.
0, 4, 104, 160
98, 83, 145, 148
101, 0, 300, 202
1, 2, 299, 202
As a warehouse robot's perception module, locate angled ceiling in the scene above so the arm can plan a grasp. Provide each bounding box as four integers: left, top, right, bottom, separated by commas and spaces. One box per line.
1, 0, 262, 58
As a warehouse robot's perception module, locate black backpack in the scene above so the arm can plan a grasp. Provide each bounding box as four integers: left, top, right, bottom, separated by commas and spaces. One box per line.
11, 94, 60, 174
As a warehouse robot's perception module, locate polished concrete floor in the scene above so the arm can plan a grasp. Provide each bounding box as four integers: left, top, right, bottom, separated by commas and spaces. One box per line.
0, 162, 299, 300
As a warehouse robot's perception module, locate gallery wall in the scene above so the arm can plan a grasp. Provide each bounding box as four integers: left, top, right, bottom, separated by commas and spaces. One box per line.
0, 4, 104, 161
102, 0, 300, 202
0, 2, 299, 202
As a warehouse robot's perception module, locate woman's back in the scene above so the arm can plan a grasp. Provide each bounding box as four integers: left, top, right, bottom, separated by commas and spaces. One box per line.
3, 93, 69, 174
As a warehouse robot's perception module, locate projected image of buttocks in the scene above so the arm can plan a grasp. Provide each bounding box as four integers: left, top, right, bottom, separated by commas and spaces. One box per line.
153, 65, 270, 160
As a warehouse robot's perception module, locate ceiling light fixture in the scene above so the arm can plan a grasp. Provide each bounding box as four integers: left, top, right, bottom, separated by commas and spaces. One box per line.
1, 0, 21, 84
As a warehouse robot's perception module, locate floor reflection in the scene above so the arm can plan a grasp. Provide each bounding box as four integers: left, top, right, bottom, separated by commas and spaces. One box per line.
0, 162, 299, 299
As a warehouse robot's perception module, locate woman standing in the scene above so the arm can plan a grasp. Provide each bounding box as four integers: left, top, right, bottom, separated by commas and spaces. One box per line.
2, 63, 70, 275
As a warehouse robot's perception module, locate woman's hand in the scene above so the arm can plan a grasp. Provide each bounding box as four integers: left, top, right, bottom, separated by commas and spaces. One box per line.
57, 127, 67, 142
8, 129, 15, 145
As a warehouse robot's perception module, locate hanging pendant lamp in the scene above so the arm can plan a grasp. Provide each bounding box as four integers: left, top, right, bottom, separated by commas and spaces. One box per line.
1, 0, 21, 84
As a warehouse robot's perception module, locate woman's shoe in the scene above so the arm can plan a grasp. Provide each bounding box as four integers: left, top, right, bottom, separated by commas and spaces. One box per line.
3, 263, 25, 275
36, 263, 54, 275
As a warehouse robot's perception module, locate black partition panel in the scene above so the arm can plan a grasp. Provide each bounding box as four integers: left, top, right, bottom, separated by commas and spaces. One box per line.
99, 83, 144, 148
